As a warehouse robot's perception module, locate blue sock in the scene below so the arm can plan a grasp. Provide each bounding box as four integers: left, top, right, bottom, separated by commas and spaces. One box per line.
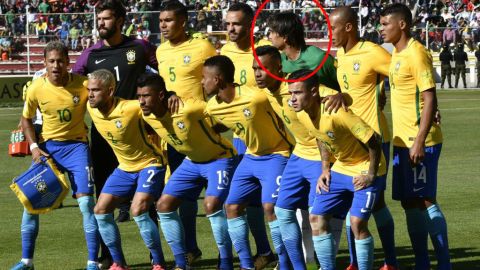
77, 196, 99, 262
355, 236, 374, 270
405, 208, 430, 270
227, 215, 253, 269
425, 204, 451, 270
158, 211, 186, 267
95, 213, 125, 264
373, 206, 397, 267
246, 206, 271, 255
133, 212, 165, 265
268, 219, 291, 270
179, 200, 199, 253
21, 209, 39, 259
346, 212, 357, 266
208, 210, 233, 270
275, 207, 306, 270
313, 233, 335, 270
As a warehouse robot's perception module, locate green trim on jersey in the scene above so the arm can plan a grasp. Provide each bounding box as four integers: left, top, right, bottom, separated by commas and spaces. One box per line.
375, 74, 384, 142
415, 86, 421, 125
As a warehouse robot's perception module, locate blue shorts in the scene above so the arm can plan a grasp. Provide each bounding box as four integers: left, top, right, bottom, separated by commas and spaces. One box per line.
167, 144, 186, 173
226, 154, 288, 205
102, 166, 166, 199
376, 142, 391, 191
233, 138, 247, 157
162, 158, 235, 202
310, 171, 383, 220
392, 144, 441, 201
275, 154, 322, 210
40, 140, 94, 196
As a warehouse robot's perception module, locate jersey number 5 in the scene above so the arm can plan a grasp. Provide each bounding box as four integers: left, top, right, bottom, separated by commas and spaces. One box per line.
169, 67, 176, 82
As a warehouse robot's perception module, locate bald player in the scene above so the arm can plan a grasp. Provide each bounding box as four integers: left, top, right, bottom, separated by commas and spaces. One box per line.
380, 4, 451, 270
222, 3, 276, 268
203, 55, 294, 270
330, 6, 397, 270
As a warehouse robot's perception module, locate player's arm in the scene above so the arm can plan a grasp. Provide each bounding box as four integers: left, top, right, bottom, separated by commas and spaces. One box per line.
166, 91, 183, 114
316, 139, 332, 193
410, 88, 436, 165
21, 116, 49, 163
353, 132, 382, 191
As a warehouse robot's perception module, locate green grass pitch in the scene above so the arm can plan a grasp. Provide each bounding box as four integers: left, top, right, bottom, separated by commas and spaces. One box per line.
0, 90, 479, 269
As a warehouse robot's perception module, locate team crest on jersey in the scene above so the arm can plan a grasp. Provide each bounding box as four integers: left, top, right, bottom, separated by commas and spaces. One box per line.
115, 120, 122, 129
72, 94, 80, 105
395, 61, 401, 71
183, 54, 192, 65
126, 50, 136, 64
176, 121, 188, 132
36, 181, 48, 194
353, 60, 361, 73
243, 108, 252, 118
326, 131, 335, 140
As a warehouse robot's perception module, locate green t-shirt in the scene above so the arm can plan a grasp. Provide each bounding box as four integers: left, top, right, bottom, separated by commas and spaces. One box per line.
38, 2, 50, 13
281, 45, 340, 91
70, 28, 80, 39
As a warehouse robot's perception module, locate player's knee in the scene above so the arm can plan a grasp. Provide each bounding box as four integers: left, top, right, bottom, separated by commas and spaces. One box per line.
94, 204, 108, 215
156, 195, 178, 213
309, 214, 328, 235
77, 195, 94, 214
225, 203, 243, 218
349, 216, 369, 239
203, 196, 222, 215
262, 203, 275, 220
130, 202, 149, 217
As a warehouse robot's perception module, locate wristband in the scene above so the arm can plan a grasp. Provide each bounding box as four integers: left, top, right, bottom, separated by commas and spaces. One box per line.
30, 143, 39, 151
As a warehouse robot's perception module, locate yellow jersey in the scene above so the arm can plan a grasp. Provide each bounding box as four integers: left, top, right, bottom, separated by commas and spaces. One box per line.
206, 85, 294, 157
143, 98, 236, 162
22, 74, 88, 142
336, 40, 391, 142
87, 98, 165, 172
389, 38, 442, 147
157, 38, 216, 100
264, 82, 320, 161
297, 107, 387, 177
220, 39, 271, 88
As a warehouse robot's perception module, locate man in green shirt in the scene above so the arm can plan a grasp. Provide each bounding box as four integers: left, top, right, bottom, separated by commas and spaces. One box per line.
267, 12, 340, 92
38, 0, 50, 14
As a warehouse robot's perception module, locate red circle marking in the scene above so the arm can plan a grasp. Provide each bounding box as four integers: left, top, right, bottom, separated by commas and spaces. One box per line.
250, 0, 333, 83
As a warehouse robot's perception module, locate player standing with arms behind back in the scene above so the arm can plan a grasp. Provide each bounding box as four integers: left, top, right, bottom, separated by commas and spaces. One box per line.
380, 4, 451, 270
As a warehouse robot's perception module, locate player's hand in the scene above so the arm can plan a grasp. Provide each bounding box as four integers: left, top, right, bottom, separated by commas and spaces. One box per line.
316, 170, 331, 193
353, 174, 374, 191
434, 109, 441, 125
409, 141, 425, 166
322, 93, 348, 113
167, 94, 183, 114
31, 147, 49, 164
17, 119, 22, 129
379, 91, 387, 110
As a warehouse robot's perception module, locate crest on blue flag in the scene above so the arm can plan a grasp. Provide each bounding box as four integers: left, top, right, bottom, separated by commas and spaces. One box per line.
10, 158, 69, 214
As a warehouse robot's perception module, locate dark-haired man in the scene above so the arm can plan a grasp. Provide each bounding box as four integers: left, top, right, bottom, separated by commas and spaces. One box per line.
290, 69, 386, 270
380, 3, 451, 270
136, 73, 237, 270
156, 1, 217, 261
12, 41, 100, 270
221, 4, 276, 268
330, 6, 397, 270
203, 55, 294, 270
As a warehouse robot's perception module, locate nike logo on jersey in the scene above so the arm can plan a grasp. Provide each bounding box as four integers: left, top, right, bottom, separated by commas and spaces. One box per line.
271, 193, 278, 198
95, 59, 106, 64
40, 101, 49, 105
413, 187, 424, 192
142, 184, 152, 188
360, 208, 370, 213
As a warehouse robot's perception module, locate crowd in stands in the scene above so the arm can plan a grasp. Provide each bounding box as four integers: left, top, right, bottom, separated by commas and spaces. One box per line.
1, 0, 480, 61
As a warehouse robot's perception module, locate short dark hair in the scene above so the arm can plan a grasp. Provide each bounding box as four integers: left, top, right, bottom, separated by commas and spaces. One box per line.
204, 55, 235, 84
228, 3, 254, 23
96, 0, 127, 20
287, 69, 319, 90
255, 45, 281, 63
137, 73, 167, 93
44, 41, 69, 59
267, 12, 306, 49
160, 0, 188, 21
380, 3, 412, 27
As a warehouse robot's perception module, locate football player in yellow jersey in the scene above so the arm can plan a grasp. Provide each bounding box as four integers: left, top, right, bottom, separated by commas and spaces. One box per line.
253, 45, 344, 270
157, 1, 215, 259
203, 55, 294, 270
12, 42, 100, 270
136, 73, 236, 270
380, 4, 451, 270
289, 69, 386, 270
222, 4, 276, 267
87, 70, 167, 270
330, 6, 398, 270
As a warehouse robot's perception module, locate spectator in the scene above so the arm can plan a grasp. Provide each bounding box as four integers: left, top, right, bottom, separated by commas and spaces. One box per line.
443, 23, 457, 46
35, 17, 47, 43
454, 43, 468, 88
5, 7, 15, 35
70, 23, 81, 51
37, 0, 50, 14
57, 24, 69, 47
81, 23, 92, 50
279, 0, 291, 11
136, 25, 150, 41
46, 17, 59, 42
442, 7, 454, 21
0, 31, 12, 61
